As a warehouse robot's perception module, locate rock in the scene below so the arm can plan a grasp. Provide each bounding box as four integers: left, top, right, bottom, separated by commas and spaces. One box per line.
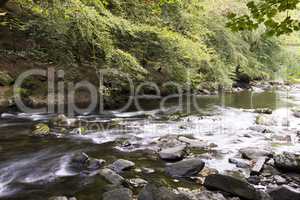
255, 108, 273, 114
293, 111, 300, 118
229, 158, 251, 168
87, 158, 105, 170
273, 175, 287, 185
268, 185, 300, 200
165, 158, 205, 178
141, 167, 155, 174
195, 190, 227, 200
70, 127, 87, 135
48, 197, 68, 200
249, 125, 273, 133
103, 188, 133, 200
138, 184, 190, 200
128, 178, 148, 188
99, 168, 125, 185
239, 147, 272, 160
255, 115, 277, 126
32, 123, 50, 135
274, 152, 300, 173
247, 176, 261, 185
178, 136, 208, 148
69, 152, 89, 171
204, 174, 261, 200
159, 144, 187, 161
109, 159, 135, 173
251, 157, 267, 175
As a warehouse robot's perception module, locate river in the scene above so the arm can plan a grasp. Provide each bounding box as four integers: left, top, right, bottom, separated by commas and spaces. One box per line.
0, 86, 299, 200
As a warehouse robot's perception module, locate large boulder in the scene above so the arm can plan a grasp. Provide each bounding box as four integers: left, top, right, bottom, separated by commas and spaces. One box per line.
268, 185, 300, 200
103, 188, 133, 200
165, 158, 205, 178
204, 174, 261, 200
159, 144, 187, 161
109, 159, 135, 173
69, 153, 105, 172
274, 152, 300, 173
138, 184, 190, 200
239, 147, 272, 160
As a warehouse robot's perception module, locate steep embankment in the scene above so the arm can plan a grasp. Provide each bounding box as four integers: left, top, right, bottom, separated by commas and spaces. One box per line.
0, 0, 294, 108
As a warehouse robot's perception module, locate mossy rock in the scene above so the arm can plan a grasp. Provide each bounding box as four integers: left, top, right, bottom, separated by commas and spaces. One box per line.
0, 71, 13, 86
32, 123, 50, 135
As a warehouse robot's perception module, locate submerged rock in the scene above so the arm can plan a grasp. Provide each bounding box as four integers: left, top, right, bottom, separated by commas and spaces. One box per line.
109, 159, 135, 173
204, 174, 261, 200
159, 144, 187, 161
274, 152, 300, 173
255, 108, 273, 114
138, 184, 190, 200
249, 125, 273, 133
165, 158, 205, 178
268, 185, 300, 200
103, 188, 133, 200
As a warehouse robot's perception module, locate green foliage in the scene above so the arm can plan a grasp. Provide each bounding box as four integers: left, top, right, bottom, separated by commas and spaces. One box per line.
3, 0, 292, 96
227, 0, 300, 36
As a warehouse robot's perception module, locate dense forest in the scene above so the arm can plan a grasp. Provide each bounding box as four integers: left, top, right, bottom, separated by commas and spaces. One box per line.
0, 0, 299, 107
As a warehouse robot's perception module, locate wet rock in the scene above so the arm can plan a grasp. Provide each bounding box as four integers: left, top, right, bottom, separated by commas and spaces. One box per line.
293, 110, 300, 118
247, 176, 261, 185
273, 175, 287, 185
159, 144, 187, 161
204, 174, 261, 200
255, 115, 277, 126
138, 184, 190, 200
274, 152, 300, 173
229, 158, 251, 168
249, 125, 273, 133
70, 127, 87, 135
178, 136, 208, 148
109, 159, 135, 173
71, 152, 89, 164
195, 190, 227, 200
165, 158, 205, 178
199, 167, 219, 177
255, 108, 273, 114
251, 157, 267, 175
99, 168, 125, 185
239, 147, 272, 160
128, 178, 148, 188
32, 123, 50, 135
268, 185, 300, 200
87, 158, 105, 170
141, 167, 155, 174
103, 188, 133, 200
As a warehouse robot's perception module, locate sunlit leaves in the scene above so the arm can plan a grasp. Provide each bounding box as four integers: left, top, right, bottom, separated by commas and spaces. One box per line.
227, 0, 300, 36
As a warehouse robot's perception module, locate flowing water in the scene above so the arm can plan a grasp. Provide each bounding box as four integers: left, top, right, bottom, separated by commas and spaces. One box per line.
0, 87, 299, 200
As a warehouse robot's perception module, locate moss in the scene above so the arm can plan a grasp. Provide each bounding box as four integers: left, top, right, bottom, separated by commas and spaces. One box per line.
0, 71, 13, 86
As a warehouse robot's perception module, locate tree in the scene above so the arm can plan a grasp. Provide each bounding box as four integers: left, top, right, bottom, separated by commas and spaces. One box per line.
227, 0, 300, 36
0, 0, 9, 7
